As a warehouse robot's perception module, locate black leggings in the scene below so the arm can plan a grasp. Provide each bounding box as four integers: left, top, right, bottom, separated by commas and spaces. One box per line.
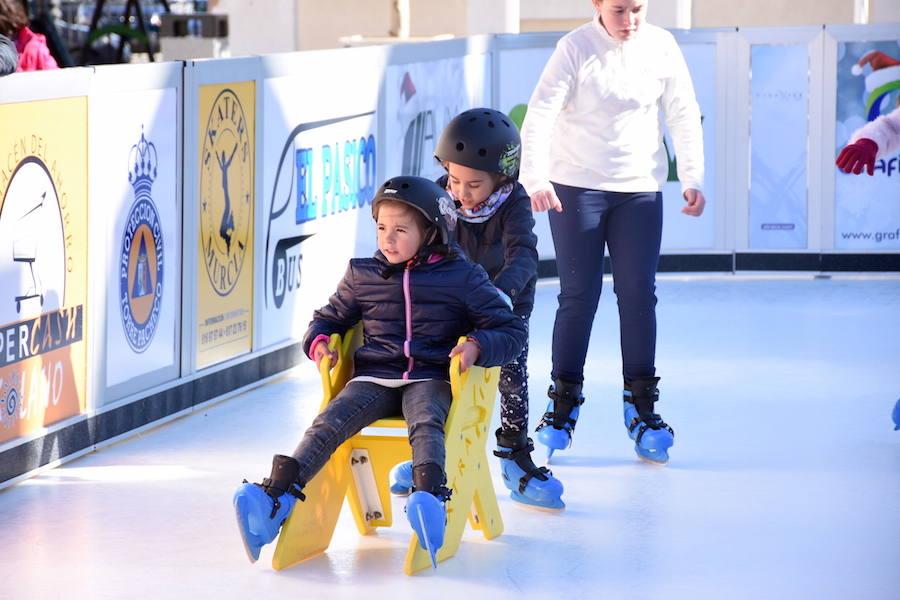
548, 183, 662, 385
498, 318, 529, 433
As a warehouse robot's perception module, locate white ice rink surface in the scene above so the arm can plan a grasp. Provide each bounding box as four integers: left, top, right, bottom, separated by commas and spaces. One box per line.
2, 275, 899, 600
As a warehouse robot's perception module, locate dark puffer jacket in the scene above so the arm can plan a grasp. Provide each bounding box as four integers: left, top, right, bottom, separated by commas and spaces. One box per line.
438, 176, 538, 318
301, 247, 527, 380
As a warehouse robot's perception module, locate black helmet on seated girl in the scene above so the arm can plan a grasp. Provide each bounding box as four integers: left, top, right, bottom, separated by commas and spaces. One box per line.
371, 176, 458, 245
434, 108, 522, 181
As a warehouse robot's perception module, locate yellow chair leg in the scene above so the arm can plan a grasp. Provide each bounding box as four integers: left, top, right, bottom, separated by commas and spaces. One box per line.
403, 351, 504, 575
271, 443, 352, 571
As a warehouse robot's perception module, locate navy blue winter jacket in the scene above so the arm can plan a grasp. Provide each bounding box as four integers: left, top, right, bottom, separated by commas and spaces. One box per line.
301, 246, 527, 380
438, 176, 538, 318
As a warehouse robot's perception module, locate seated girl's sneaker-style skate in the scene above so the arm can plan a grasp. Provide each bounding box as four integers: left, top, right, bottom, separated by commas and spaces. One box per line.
233, 454, 306, 562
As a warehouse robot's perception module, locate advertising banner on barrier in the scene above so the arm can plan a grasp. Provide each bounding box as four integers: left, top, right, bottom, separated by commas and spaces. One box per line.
96, 89, 179, 387
749, 44, 809, 249
260, 76, 378, 348
196, 81, 255, 368
835, 40, 900, 250
498, 46, 556, 258
498, 47, 555, 130
384, 54, 490, 181
0, 98, 88, 444
660, 42, 717, 250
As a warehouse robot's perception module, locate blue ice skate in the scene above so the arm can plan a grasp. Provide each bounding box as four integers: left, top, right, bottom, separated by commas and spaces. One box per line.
495, 428, 564, 510
623, 377, 674, 464
233, 454, 305, 562
406, 491, 447, 569
893, 398, 900, 431
535, 380, 584, 461
389, 460, 414, 496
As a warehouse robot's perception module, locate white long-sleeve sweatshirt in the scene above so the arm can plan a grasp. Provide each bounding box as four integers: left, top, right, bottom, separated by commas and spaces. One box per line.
850, 105, 900, 158
519, 19, 704, 196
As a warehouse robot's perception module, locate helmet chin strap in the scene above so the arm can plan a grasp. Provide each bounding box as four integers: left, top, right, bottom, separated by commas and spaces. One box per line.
424, 226, 438, 246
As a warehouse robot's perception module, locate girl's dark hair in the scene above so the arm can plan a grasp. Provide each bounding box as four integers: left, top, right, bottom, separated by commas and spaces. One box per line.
0, 0, 29, 38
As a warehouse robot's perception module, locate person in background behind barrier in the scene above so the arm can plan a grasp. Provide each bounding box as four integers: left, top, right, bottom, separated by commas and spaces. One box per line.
519, 0, 705, 464
231, 176, 526, 567
0, 0, 57, 72
0, 32, 16, 75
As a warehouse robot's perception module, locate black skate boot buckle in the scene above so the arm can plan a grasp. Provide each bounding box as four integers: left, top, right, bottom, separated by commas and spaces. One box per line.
494, 439, 552, 493
626, 377, 674, 443
539, 383, 585, 432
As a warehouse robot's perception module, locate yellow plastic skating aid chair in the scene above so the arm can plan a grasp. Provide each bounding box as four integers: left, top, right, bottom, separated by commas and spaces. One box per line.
272, 328, 504, 575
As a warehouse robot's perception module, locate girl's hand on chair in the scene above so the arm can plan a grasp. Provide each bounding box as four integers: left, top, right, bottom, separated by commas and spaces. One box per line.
449, 340, 480, 373
312, 342, 338, 369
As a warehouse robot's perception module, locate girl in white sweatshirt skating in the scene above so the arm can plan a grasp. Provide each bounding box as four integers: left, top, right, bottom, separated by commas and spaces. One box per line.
519, 0, 705, 464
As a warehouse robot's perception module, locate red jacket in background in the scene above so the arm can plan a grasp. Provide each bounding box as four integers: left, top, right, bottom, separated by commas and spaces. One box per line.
15, 26, 58, 72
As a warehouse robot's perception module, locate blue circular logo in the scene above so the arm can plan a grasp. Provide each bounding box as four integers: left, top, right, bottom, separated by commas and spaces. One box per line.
119, 197, 164, 353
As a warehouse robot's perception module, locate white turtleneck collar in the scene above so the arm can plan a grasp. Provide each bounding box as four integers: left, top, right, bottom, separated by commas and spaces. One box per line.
592, 15, 643, 45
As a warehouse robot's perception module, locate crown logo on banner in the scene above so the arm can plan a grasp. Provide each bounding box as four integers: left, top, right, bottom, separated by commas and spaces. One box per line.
128, 128, 158, 199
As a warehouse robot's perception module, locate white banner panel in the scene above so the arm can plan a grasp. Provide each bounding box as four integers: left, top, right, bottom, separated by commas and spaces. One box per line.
498, 46, 556, 259
498, 47, 555, 128
260, 75, 378, 348
95, 88, 179, 387
383, 54, 490, 181
660, 42, 718, 250
749, 44, 809, 249
834, 40, 900, 250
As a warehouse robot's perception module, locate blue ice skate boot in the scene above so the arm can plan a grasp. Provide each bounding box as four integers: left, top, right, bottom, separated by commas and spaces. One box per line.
893, 398, 900, 431
404, 463, 450, 569
535, 379, 584, 461
233, 454, 306, 562
389, 460, 414, 496
623, 377, 674, 464
494, 428, 565, 510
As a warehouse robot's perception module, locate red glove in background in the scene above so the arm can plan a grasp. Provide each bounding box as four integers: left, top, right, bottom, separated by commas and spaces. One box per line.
835, 138, 879, 176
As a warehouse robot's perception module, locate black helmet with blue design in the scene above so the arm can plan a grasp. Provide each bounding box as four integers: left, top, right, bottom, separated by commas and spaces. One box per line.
372, 176, 457, 245
434, 108, 522, 181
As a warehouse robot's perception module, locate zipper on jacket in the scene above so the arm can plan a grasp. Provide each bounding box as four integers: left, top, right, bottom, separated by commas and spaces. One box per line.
402, 267, 414, 379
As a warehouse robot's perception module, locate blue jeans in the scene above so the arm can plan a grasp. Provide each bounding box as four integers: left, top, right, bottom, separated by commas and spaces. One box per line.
290, 380, 452, 486
549, 183, 662, 384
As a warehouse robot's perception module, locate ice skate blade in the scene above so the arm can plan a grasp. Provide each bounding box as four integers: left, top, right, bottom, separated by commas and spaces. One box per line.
233, 495, 261, 563
414, 506, 438, 569
509, 491, 565, 512
635, 447, 669, 465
